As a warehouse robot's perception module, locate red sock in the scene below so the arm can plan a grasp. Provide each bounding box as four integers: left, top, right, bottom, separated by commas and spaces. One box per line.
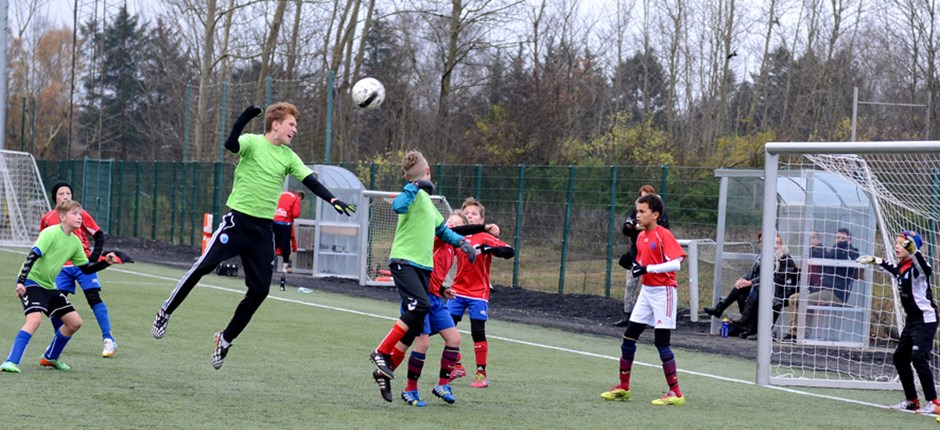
618, 358, 632, 390
473, 341, 488, 370
377, 324, 407, 355
662, 359, 682, 397
390, 346, 407, 370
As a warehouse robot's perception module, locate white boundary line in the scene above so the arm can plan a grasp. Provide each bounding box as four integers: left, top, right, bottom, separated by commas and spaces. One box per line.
0, 247, 894, 413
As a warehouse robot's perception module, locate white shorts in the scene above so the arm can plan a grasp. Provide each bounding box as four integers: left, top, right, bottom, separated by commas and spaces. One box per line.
629, 284, 678, 329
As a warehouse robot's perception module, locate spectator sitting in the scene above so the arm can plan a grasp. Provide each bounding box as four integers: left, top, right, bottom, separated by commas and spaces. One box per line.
728, 233, 799, 339
703, 232, 762, 319
783, 228, 860, 342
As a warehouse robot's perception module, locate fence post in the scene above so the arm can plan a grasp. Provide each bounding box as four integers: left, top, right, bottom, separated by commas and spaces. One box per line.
437, 163, 444, 196
115, 161, 123, 237
219, 80, 228, 162
179, 162, 188, 244
558, 165, 576, 294
512, 164, 525, 288
660, 164, 669, 205
605, 165, 618, 298
325, 70, 334, 164
134, 161, 141, 238
213, 162, 223, 228
265, 75, 273, 107
183, 84, 191, 162
474, 164, 482, 200
369, 162, 376, 190
152, 161, 159, 240
170, 161, 177, 242
191, 163, 200, 246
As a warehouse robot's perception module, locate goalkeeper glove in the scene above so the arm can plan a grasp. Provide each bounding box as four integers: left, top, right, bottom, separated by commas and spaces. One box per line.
631, 263, 647, 278
236, 105, 264, 126
331, 199, 357, 216
100, 250, 134, 264
459, 239, 477, 264
413, 179, 435, 195
856, 255, 882, 265
901, 237, 917, 254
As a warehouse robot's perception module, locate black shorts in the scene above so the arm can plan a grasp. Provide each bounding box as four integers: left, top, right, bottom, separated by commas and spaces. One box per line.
899, 319, 939, 354
20, 286, 75, 318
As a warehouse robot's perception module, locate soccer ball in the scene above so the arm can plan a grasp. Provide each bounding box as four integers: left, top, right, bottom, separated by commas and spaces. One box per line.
351, 77, 385, 110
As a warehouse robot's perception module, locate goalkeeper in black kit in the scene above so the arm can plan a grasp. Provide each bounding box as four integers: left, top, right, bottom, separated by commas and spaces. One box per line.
857, 230, 939, 414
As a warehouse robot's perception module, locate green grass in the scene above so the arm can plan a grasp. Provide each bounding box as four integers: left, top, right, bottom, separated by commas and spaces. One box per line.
0, 247, 931, 429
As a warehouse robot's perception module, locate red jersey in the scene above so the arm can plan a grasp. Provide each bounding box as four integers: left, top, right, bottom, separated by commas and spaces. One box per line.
40, 209, 101, 264
429, 237, 457, 298
635, 225, 685, 287
451, 232, 510, 302
273, 191, 303, 224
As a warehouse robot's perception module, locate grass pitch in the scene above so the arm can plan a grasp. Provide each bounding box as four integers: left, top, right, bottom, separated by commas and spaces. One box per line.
0, 248, 931, 429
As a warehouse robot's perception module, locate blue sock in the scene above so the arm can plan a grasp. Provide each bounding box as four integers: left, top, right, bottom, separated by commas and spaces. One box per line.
6, 330, 32, 364
92, 302, 113, 340
44, 330, 72, 360
51, 317, 64, 335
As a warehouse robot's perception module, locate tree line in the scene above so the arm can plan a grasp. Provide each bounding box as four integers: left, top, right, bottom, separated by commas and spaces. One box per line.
6, 0, 937, 168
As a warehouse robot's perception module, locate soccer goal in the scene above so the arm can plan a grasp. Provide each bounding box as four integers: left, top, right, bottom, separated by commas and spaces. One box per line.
0, 150, 50, 246
758, 141, 940, 389
360, 190, 454, 286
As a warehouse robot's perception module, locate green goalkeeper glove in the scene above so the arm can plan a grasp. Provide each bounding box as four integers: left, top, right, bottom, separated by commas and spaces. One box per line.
331, 199, 357, 216
901, 237, 917, 254
856, 255, 882, 265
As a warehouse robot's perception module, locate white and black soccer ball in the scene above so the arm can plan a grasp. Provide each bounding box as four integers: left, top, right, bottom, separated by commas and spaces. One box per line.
351, 77, 386, 110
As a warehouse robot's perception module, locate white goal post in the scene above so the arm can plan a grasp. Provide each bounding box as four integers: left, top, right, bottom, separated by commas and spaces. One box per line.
759, 141, 940, 389
0, 150, 50, 246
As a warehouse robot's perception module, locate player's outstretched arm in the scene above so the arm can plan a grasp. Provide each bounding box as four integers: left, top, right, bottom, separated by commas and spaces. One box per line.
224, 105, 263, 153
301, 174, 356, 216
478, 243, 514, 259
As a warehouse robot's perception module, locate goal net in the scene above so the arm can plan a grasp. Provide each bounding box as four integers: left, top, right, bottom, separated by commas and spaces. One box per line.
0, 150, 50, 246
759, 141, 940, 389
361, 190, 454, 286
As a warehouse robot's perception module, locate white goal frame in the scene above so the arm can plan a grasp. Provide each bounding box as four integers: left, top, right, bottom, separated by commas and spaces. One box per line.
0, 150, 50, 246
758, 141, 940, 389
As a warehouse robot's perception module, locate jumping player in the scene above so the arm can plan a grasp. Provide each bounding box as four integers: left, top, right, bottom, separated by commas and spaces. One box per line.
447, 197, 514, 388
369, 150, 476, 403
858, 231, 939, 414
601, 193, 687, 406
40, 181, 117, 358
274, 189, 304, 273
0, 201, 119, 373
151, 103, 356, 369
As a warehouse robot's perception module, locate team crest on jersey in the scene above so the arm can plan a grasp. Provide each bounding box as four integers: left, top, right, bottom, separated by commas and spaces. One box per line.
220, 234, 229, 244
649, 241, 658, 251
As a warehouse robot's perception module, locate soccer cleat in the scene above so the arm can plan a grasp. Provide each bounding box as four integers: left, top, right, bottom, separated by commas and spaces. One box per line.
401, 390, 427, 407
470, 370, 488, 388
370, 350, 395, 379
449, 363, 467, 382
651, 391, 686, 406
39, 356, 71, 371
211, 332, 230, 370
600, 386, 631, 401
151, 309, 170, 339
432, 384, 456, 404
372, 370, 393, 402
892, 399, 920, 411
917, 401, 940, 415
102, 338, 117, 358
0, 361, 21, 373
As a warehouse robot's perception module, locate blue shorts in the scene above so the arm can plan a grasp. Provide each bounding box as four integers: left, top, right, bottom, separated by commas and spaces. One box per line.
55, 265, 102, 294
401, 295, 455, 335
447, 296, 489, 321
